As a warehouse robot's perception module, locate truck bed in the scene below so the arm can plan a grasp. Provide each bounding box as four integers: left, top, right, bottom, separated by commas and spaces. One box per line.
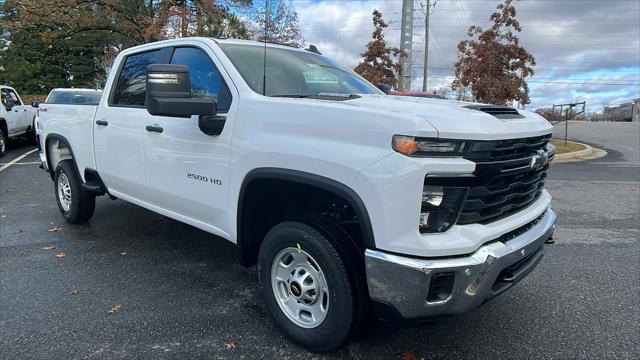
39, 104, 98, 178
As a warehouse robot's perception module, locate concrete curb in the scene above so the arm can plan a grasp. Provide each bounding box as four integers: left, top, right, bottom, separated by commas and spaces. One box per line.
552, 141, 608, 164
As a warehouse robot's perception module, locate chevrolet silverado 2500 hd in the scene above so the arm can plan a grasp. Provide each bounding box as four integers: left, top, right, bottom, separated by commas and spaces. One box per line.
39, 38, 556, 352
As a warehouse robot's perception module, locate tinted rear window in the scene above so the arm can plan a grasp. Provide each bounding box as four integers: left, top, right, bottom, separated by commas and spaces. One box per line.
46, 91, 102, 105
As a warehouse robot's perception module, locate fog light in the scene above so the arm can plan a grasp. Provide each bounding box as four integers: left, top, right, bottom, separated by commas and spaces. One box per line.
419, 186, 469, 233
423, 185, 444, 207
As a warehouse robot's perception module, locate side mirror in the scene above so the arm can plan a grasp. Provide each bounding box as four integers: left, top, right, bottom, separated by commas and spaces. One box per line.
377, 83, 391, 94
31, 101, 40, 108
145, 64, 216, 117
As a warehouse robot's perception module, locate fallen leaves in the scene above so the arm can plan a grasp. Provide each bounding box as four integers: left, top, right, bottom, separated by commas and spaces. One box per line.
225, 340, 236, 349
70, 288, 79, 295
55, 252, 66, 258
16, 229, 24, 234
41, 245, 56, 250
107, 304, 122, 315
48, 225, 63, 232
402, 351, 423, 360
120, 252, 128, 256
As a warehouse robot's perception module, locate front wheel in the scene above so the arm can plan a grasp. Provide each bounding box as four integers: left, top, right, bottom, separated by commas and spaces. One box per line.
258, 219, 365, 352
54, 160, 95, 223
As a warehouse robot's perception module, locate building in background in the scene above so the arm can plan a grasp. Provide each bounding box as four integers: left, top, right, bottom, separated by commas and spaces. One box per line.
603, 99, 640, 122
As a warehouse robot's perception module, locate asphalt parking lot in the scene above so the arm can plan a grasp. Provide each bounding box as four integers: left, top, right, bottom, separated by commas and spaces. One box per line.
1, 122, 639, 359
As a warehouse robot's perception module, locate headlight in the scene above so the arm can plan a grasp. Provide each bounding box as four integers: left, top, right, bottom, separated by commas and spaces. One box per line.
393, 135, 467, 157
420, 185, 468, 233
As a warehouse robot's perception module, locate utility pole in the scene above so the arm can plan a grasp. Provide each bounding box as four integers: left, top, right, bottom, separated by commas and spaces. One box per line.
422, 0, 436, 92
399, 0, 413, 91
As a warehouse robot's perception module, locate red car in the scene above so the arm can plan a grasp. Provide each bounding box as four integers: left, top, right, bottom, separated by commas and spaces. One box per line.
392, 91, 445, 99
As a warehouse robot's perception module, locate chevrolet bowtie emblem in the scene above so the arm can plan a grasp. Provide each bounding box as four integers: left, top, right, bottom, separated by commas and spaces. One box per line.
530, 149, 548, 169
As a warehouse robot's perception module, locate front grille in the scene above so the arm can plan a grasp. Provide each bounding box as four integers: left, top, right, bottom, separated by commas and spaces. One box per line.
456, 135, 551, 225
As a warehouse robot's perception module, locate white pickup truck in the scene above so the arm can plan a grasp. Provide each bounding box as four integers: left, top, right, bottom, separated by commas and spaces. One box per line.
0, 85, 38, 156
39, 38, 556, 352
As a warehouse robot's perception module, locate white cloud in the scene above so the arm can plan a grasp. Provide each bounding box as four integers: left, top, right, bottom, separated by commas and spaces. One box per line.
292, 0, 640, 111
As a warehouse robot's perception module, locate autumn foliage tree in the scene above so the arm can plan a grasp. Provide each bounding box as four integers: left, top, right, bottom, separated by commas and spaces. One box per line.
0, 0, 251, 92
453, 0, 535, 105
354, 10, 403, 89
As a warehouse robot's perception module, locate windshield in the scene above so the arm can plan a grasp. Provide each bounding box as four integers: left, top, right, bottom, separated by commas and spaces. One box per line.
46, 90, 102, 105
218, 43, 382, 98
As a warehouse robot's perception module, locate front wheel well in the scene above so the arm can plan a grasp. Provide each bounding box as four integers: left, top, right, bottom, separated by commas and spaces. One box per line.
0, 119, 7, 136
237, 169, 375, 267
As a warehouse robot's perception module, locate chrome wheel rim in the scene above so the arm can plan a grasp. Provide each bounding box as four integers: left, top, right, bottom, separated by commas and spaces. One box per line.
0, 135, 5, 153
57, 172, 72, 212
271, 247, 329, 328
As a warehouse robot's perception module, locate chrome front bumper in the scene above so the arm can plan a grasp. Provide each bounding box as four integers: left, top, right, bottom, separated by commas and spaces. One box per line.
365, 208, 556, 320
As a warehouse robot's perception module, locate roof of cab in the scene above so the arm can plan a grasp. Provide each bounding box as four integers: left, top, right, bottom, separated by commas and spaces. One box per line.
212, 38, 307, 52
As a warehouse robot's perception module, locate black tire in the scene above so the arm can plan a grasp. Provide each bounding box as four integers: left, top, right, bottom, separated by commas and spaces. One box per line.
257, 217, 367, 352
0, 128, 6, 157
27, 118, 37, 145
54, 160, 95, 223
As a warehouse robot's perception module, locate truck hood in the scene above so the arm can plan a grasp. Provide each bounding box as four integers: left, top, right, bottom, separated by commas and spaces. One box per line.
349, 94, 552, 140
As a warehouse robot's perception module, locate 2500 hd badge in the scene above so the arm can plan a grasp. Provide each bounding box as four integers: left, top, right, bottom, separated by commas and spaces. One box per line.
187, 172, 222, 185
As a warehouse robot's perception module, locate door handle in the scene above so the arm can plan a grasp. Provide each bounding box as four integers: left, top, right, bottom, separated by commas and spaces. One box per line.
95, 120, 108, 126
145, 125, 163, 133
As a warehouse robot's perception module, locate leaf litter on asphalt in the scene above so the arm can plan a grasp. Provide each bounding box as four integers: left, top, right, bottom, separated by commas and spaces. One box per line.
107, 304, 122, 315
55, 252, 66, 258
41, 245, 56, 250
70, 288, 79, 295
225, 340, 236, 349
16, 229, 23, 234
48, 225, 63, 232
402, 351, 423, 360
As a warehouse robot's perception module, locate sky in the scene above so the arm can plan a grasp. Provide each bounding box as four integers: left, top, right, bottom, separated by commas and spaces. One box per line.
290, 0, 640, 111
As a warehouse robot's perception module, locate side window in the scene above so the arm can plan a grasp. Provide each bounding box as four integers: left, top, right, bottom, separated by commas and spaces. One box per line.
170, 47, 232, 113
2, 89, 22, 106
112, 50, 160, 106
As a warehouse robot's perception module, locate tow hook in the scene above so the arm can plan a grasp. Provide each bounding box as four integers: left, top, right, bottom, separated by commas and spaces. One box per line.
545, 227, 556, 245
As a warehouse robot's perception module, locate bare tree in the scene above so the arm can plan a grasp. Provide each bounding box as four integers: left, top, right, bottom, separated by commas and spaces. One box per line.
248, 0, 302, 47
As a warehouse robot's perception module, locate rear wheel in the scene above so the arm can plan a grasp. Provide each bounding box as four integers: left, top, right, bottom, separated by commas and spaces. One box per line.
54, 160, 95, 223
258, 217, 366, 352
0, 128, 6, 157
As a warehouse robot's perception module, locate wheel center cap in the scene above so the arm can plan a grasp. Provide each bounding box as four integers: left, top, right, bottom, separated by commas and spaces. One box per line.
290, 281, 302, 297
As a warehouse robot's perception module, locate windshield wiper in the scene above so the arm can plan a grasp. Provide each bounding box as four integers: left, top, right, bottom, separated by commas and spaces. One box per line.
270, 93, 361, 101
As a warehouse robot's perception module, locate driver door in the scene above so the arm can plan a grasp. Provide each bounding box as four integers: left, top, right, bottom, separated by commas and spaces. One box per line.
142, 44, 236, 234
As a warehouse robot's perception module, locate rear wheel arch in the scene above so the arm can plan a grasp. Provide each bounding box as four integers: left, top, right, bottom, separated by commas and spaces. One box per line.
237, 168, 376, 267
44, 134, 78, 180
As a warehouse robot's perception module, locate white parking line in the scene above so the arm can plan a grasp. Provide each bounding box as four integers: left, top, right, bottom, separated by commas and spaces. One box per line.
0, 148, 39, 173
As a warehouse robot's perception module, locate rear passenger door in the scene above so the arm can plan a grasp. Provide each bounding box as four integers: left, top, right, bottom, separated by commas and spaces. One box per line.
142, 44, 236, 233
94, 49, 163, 198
